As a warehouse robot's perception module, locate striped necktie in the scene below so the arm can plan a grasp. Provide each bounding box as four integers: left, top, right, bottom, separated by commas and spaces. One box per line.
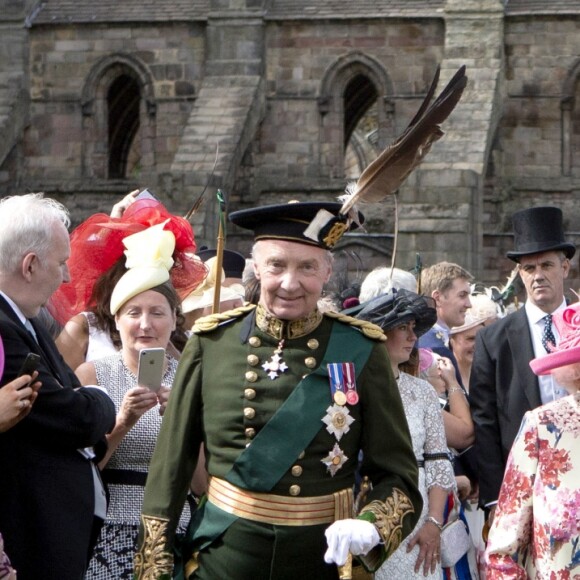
541, 314, 556, 353
24, 318, 38, 343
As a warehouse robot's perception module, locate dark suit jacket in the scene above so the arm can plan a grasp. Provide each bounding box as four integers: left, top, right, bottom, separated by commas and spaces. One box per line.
0, 296, 116, 580
470, 307, 541, 508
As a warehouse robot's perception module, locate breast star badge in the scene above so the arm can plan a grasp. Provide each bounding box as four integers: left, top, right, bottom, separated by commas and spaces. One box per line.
322, 404, 354, 441
321, 443, 348, 477
262, 339, 288, 380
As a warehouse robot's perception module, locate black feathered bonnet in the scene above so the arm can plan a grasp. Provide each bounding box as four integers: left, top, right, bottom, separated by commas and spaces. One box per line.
351, 288, 437, 338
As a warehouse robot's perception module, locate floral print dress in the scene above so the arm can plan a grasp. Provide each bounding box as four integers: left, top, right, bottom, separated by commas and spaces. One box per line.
485, 392, 580, 579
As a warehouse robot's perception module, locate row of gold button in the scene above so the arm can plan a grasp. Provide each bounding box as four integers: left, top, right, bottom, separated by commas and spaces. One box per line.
242, 337, 320, 438
242, 336, 319, 493
247, 336, 320, 351
289, 450, 307, 495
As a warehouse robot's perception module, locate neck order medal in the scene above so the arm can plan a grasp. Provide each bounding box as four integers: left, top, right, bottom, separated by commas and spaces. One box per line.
262, 339, 288, 380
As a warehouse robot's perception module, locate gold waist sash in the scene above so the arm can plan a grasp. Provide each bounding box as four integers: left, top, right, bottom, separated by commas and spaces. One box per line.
207, 477, 353, 526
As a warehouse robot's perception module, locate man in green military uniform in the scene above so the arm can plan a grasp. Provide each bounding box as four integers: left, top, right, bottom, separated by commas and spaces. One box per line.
134, 201, 422, 579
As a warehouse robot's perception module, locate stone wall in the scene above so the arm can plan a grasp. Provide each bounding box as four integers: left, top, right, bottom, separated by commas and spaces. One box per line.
2, 2, 580, 291
482, 14, 580, 289
19, 21, 205, 214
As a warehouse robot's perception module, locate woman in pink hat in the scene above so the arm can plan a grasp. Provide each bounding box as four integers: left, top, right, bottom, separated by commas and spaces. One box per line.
485, 302, 580, 579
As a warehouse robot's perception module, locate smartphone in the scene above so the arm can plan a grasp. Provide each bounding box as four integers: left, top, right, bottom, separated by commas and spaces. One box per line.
17, 353, 41, 388
137, 348, 165, 392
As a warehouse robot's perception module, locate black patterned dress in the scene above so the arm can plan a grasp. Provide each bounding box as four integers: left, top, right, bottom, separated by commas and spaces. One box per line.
86, 354, 189, 580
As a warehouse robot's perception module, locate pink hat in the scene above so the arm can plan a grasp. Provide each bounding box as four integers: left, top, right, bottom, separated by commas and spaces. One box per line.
418, 348, 436, 374
530, 302, 580, 375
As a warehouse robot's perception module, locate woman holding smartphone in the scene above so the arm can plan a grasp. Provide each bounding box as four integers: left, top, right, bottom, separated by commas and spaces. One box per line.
52, 191, 205, 370
75, 224, 190, 580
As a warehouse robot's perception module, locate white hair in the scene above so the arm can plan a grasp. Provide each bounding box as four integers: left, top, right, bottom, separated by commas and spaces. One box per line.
242, 259, 255, 286
359, 266, 417, 303
0, 193, 70, 273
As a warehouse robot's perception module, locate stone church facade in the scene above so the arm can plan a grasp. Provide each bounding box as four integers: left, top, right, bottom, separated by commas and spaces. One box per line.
1, 0, 580, 292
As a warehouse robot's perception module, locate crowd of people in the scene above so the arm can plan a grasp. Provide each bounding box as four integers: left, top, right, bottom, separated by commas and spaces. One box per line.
0, 191, 578, 580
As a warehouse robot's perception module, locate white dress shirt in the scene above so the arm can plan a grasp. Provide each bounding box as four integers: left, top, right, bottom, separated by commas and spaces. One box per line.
525, 300, 569, 404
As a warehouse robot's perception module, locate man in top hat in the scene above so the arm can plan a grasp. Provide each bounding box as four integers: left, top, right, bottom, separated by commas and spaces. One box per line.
135, 201, 422, 579
470, 206, 575, 528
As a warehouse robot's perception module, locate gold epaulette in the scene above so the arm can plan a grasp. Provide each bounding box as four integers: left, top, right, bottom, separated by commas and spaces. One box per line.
192, 304, 257, 334
323, 310, 386, 341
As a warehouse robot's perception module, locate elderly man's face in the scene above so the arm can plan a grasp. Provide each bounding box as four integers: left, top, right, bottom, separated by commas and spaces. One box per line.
253, 240, 332, 320
518, 251, 569, 313
25, 222, 70, 317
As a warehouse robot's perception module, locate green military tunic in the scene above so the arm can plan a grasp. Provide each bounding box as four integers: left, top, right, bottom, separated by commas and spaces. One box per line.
135, 305, 422, 579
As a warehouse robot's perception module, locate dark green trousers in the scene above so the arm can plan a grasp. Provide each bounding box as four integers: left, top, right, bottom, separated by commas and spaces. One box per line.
192, 519, 340, 580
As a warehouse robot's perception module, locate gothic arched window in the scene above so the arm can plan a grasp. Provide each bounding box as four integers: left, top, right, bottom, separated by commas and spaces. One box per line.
343, 74, 380, 179
81, 54, 156, 181
319, 52, 394, 180
108, 74, 141, 179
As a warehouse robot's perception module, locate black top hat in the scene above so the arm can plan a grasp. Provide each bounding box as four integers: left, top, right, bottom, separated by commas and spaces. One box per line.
197, 248, 246, 279
349, 288, 437, 338
229, 201, 364, 250
506, 206, 576, 262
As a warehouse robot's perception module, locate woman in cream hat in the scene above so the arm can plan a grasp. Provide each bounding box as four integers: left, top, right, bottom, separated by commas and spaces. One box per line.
75, 224, 191, 579
449, 312, 489, 393
54, 196, 206, 370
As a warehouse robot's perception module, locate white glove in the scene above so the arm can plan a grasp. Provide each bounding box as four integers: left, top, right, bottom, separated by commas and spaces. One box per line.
324, 519, 381, 565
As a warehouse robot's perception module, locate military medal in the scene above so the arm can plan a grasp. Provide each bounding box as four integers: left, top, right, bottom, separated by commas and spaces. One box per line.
321, 442, 348, 476
327, 362, 346, 405
327, 362, 358, 406
343, 362, 359, 405
322, 404, 354, 441
262, 339, 288, 380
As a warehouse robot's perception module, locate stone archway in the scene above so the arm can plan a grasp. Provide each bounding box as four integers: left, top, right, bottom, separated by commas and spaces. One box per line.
318, 51, 395, 178
81, 53, 157, 180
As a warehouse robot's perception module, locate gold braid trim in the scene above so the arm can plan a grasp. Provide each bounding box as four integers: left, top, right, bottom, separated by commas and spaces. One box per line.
359, 488, 415, 557
323, 310, 386, 341
193, 303, 257, 334
134, 515, 173, 579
